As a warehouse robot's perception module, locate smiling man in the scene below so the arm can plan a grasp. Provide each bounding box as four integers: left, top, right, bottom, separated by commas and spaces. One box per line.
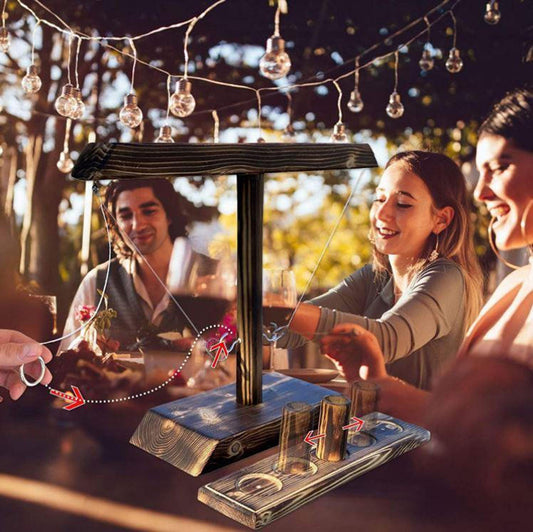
60, 179, 191, 351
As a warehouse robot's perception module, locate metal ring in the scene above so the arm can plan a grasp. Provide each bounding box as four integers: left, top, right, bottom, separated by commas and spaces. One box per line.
19, 356, 46, 387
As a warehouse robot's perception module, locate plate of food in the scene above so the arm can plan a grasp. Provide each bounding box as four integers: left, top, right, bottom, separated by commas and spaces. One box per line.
275, 368, 339, 384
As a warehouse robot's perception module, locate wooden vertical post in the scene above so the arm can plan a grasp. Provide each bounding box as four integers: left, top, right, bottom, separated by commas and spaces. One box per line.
236, 173, 264, 406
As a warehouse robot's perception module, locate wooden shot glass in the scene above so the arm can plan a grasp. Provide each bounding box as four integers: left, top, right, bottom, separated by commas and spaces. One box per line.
316, 395, 351, 462
350, 380, 379, 429
276, 401, 314, 474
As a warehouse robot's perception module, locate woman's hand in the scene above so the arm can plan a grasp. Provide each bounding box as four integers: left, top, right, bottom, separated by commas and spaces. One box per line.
319, 323, 387, 381
0, 329, 53, 401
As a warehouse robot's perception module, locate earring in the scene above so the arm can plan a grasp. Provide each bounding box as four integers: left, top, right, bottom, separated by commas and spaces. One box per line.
428, 233, 439, 262
488, 217, 521, 270
520, 201, 533, 253
368, 229, 376, 245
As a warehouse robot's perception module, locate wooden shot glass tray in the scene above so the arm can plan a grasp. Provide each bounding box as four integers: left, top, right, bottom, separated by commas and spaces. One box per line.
198, 413, 430, 529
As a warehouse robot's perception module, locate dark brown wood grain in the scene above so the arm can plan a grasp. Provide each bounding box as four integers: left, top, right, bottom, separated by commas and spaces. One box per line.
71, 142, 378, 180
198, 413, 431, 529
130, 372, 338, 476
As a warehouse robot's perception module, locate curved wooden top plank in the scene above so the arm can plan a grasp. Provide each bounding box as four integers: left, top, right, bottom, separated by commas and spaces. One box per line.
72, 142, 378, 180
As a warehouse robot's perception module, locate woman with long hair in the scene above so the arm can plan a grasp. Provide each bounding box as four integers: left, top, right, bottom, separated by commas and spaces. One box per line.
280, 150, 483, 390
321, 85, 533, 420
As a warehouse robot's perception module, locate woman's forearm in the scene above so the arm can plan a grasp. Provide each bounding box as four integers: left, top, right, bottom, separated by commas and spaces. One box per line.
288, 303, 321, 340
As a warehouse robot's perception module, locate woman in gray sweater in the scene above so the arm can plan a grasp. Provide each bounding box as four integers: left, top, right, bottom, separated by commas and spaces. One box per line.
280, 151, 483, 390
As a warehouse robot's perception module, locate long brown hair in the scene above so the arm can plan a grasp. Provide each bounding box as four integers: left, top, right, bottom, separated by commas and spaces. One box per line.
372, 150, 483, 330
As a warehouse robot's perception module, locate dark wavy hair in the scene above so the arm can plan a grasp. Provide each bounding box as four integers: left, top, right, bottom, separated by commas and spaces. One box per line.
479, 85, 533, 151
371, 150, 483, 331
104, 178, 189, 259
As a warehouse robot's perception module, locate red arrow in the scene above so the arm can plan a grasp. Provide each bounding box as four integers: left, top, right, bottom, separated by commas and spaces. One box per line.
342, 416, 364, 432
304, 430, 326, 447
49, 385, 86, 411
209, 341, 229, 368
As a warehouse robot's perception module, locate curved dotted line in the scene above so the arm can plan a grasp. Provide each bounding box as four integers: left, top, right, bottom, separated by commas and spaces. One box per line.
47, 324, 232, 405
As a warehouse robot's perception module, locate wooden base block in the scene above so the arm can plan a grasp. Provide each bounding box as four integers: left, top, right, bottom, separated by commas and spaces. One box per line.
198, 413, 431, 528
130, 372, 339, 476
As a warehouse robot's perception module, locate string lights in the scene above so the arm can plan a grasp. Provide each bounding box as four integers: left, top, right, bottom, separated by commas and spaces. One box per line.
386, 51, 404, 119
445, 11, 463, 73
484, 1, 501, 25
281, 91, 296, 142
0, 0, 10, 53
330, 80, 348, 142
21, 20, 42, 93
4, 0, 473, 148
347, 57, 364, 113
259, 3, 291, 80
56, 118, 74, 173
419, 17, 434, 72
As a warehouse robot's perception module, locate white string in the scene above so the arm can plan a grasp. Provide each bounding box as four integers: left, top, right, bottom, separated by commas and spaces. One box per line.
128, 38, 137, 93
66, 31, 73, 85
353, 57, 359, 90
393, 50, 399, 93
1, 0, 7, 29
39, 186, 113, 347
212, 110, 219, 143
166, 74, 172, 122
274, 5, 281, 37
74, 35, 82, 88
332, 79, 343, 124
256, 89, 263, 138
287, 169, 366, 329
30, 19, 40, 65
62, 118, 71, 152
450, 10, 458, 48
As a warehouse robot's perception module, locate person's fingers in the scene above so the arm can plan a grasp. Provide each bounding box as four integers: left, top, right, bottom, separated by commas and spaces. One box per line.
0, 342, 52, 368
0, 329, 38, 344
0, 370, 27, 400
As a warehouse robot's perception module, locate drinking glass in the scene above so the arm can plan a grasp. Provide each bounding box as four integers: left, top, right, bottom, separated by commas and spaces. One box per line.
167, 237, 237, 389
262, 269, 297, 370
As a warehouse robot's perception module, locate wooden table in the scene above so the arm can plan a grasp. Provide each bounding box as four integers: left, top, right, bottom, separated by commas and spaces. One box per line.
0, 384, 505, 532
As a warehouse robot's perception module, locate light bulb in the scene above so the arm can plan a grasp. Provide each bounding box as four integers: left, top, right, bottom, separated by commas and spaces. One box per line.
155, 124, 174, 143
55, 83, 76, 117
484, 2, 501, 25
119, 94, 143, 128
419, 49, 434, 72
0, 27, 10, 53
347, 89, 364, 113
57, 151, 74, 173
169, 79, 196, 118
69, 87, 85, 119
281, 124, 296, 142
21, 64, 42, 94
259, 36, 291, 80
446, 47, 463, 73
386, 91, 405, 119
330, 122, 349, 143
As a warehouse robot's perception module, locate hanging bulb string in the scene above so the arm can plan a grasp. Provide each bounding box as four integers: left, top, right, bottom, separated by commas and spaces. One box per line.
66, 31, 73, 85
273, 5, 281, 37
30, 19, 41, 64
166, 74, 172, 122
353, 57, 359, 88
424, 16, 431, 45
450, 10, 458, 48
74, 35, 82, 88
212, 110, 220, 143
332, 79, 343, 124
286, 90, 293, 122
393, 50, 399, 92
128, 37, 138, 93
255, 89, 263, 138
1, 0, 7, 29
13, 0, 463, 127
63, 118, 71, 152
